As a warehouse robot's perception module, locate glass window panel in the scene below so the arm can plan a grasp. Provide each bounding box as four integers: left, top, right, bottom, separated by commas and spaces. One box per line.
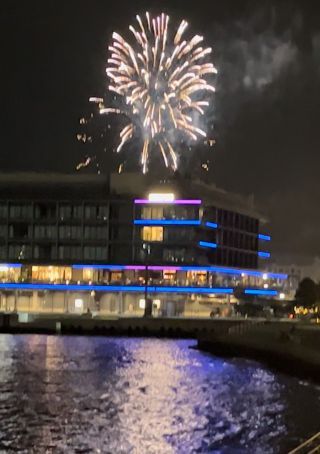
141, 226, 163, 242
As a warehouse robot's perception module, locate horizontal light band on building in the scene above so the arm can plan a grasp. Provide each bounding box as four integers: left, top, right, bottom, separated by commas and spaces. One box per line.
134, 199, 202, 205
134, 219, 201, 226
0, 263, 22, 271
71, 264, 287, 279
205, 222, 218, 229
0, 263, 22, 269
244, 289, 278, 296
258, 234, 271, 241
0, 282, 233, 294
0, 283, 280, 296
199, 241, 217, 249
258, 251, 271, 258
73, 264, 127, 270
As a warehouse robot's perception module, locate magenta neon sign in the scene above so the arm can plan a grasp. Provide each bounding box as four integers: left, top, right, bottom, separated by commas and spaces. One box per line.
134, 199, 202, 205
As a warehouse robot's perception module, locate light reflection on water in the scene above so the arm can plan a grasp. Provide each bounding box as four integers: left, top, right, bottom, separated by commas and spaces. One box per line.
0, 335, 319, 453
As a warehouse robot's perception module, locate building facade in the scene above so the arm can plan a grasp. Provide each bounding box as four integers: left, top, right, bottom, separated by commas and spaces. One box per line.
0, 172, 286, 316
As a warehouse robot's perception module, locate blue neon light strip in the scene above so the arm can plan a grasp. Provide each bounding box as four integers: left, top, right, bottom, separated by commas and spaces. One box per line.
0, 282, 277, 296
199, 241, 217, 249
244, 289, 277, 296
0, 263, 22, 268
258, 251, 271, 258
258, 234, 271, 241
134, 219, 201, 226
205, 222, 218, 229
71, 264, 287, 279
72, 264, 127, 270
0, 282, 233, 294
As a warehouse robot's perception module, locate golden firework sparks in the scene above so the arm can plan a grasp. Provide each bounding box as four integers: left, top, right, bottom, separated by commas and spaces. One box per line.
100, 12, 216, 173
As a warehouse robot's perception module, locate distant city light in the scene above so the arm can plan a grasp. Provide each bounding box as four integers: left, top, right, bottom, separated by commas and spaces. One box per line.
262, 273, 268, 280
279, 293, 285, 300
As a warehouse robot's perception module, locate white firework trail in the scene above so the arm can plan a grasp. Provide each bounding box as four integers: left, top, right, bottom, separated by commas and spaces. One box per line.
98, 12, 216, 173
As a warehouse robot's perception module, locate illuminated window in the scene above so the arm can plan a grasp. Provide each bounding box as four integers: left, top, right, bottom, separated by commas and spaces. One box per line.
141, 226, 163, 242
163, 270, 176, 281
141, 207, 163, 219
32, 266, 72, 282
83, 268, 94, 281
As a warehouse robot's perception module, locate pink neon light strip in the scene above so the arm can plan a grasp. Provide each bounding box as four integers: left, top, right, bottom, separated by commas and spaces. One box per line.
134, 199, 202, 205
124, 265, 180, 271
148, 266, 180, 271
125, 265, 146, 270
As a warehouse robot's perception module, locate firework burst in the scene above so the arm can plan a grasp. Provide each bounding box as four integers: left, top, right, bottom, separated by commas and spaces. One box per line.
97, 12, 216, 173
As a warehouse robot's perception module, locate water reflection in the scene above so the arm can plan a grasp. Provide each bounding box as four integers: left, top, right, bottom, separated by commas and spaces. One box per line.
0, 335, 319, 453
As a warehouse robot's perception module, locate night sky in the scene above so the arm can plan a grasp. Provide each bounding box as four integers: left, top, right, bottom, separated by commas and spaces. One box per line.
1, 0, 320, 263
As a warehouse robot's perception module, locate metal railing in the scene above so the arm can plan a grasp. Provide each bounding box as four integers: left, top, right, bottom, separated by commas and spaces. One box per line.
288, 431, 320, 454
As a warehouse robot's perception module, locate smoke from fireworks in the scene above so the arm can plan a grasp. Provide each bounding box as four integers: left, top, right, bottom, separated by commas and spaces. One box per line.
96, 12, 216, 173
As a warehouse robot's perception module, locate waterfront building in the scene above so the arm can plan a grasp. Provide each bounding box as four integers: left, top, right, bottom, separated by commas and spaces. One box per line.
265, 257, 320, 300
0, 172, 287, 316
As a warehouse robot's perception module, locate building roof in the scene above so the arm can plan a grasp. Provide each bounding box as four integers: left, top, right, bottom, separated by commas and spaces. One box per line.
110, 172, 267, 221
0, 172, 109, 200
0, 171, 266, 220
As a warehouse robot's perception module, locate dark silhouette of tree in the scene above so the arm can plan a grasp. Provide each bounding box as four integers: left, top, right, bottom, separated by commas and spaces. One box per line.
295, 278, 318, 307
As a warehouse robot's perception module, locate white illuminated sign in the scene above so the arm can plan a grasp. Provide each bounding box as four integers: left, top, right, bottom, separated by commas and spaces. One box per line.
148, 193, 175, 202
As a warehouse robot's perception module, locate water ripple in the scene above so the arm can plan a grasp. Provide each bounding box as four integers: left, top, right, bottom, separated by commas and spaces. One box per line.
0, 335, 319, 453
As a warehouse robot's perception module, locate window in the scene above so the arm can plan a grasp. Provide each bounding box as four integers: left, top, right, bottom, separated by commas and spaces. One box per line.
9, 204, 32, 218
83, 246, 107, 260
141, 226, 163, 242
34, 225, 57, 240
59, 204, 83, 220
9, 223, 31, 239
84, 226, 107, 240
163, 248, 190, 263
59, 225, 82, 240
165, 228, 194, 242
163, 206, 195, 220
0, 246, 6, 259
35, 203, 56, 219
32, 266, 71, 282
0, 204, 7, 218
84, 205, 108, 220
9, 244, 31, 259
0, 225, 6, 238
141, 207, 163, 220
58, 245, 82, 260
33, 245, 56, 260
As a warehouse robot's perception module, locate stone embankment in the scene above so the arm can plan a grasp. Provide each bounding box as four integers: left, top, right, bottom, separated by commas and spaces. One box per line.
197, 321, 320, 381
